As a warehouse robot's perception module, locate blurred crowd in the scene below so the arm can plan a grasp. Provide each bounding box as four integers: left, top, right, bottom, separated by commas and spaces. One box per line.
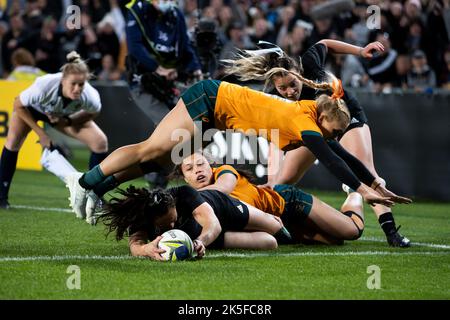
1, 0, 449, 92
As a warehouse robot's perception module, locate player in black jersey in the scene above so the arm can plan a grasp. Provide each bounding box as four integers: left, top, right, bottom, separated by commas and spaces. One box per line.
98, 185, 292, 261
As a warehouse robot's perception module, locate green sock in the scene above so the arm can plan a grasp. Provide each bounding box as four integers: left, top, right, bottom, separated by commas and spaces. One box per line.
274, 226, 293, 245
79, 165, 106, 189
92, 175, 119, 197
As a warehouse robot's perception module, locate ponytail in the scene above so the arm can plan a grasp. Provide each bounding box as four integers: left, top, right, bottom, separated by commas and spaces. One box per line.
60, 51, 92, 79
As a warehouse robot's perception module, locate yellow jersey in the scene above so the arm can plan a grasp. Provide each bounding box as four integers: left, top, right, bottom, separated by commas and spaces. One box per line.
212, 165, 285, 216
214, 81, 323, 151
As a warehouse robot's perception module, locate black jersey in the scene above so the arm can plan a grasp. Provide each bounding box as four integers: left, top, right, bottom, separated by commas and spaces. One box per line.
131, 185, 250, 248
300, 43, 368, 126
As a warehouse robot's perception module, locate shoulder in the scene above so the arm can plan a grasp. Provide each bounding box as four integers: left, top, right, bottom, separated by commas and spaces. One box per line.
170, 185, 200, 198
33, 73, 62, 89
81, 82, 101, 107
299, 99, 317, 111
214, 165, 239, 179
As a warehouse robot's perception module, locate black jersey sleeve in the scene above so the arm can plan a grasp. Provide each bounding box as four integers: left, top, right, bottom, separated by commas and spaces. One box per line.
301, 43, 328, 79
301, 132, 361, 191
327, 140, 376, 186
170, 185, 206, 212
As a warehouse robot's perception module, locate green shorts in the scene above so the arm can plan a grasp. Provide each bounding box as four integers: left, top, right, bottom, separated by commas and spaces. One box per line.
181, 79, 221, 134
274, 184, 313, 225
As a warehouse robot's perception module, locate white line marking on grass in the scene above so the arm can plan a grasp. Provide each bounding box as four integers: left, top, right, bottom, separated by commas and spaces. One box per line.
360, 237, 450, 249
7, 205, 450, 250
1, 251, 449, 262
11, 205, 72, 213
207, 251, 450, 259
0, 255, 134, 262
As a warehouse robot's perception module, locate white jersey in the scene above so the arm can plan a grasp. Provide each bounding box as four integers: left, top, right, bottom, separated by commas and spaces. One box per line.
19, 73, 101, 117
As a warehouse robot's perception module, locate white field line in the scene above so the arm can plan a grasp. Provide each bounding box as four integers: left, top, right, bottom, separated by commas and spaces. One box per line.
11, 205, 72, 213
360, 237, 450, 249
0, 251, 449, 263
7, 205, 450, 250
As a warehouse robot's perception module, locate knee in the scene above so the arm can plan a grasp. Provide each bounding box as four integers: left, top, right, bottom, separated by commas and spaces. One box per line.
89, 134, 108, 153
341, 211, 364, 240
263, 234, 278, 250
4, 134, 25, 151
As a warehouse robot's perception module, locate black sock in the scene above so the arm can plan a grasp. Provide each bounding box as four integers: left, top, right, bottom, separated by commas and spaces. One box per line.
0, 148, 19, 200
274, 226, 293, 245
89, 152, 108, 170
378, 212, 396, 235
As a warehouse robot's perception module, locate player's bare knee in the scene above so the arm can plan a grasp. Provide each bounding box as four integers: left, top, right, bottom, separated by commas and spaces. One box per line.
264, 235, 278, 250
342, 211, 365, 240
90, 137, 108, 153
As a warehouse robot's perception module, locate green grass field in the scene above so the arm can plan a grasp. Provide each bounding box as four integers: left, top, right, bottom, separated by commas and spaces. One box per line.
0, 148, 449, 300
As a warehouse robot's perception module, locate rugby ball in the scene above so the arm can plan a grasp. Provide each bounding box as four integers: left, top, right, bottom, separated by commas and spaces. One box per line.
158, 229, 194, 261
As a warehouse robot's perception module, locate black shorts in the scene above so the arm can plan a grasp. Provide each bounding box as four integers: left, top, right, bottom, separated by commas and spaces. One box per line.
199, 190, 250, 249
343, 90, 368, 133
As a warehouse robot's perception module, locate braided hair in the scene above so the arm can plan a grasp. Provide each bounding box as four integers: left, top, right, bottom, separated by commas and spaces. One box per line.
98, 186, 175, 241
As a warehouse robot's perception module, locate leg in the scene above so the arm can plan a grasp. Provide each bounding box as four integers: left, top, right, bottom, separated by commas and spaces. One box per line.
66, 99, 200, 218
223, 231, 277, 250
275, 146, 316, 185
0, 111, 32, 207
339, 124, 410, 247
91, 98, 198, 182
57, 120, 108, 169
307, 193, 364, 240
243, 203, 292, 244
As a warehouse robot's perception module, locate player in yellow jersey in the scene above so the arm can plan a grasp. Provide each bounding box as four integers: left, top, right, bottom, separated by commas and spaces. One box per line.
174, 152, 366, 244
66, 73, 411, 220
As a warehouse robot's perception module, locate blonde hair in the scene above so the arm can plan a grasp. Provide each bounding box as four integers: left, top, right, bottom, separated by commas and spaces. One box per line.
270, 67, 351, 126
60, 51, 92, 79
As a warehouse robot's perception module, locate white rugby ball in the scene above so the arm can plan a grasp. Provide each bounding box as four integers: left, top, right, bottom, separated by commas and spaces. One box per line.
158, 229, 194, 261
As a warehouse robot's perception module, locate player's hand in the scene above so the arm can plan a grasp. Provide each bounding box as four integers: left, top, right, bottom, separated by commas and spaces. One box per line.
193, 239, 205, 259
363, 191, 395, 207
375, 185, 413, 204
360, 41, 385, 58
358, 184, 394, 207
144, 236, 166, 261
37, 134, 52, 149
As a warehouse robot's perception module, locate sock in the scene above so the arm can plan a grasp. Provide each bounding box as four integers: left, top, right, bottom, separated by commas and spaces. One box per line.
92, 175, 119, 197
79, 165, 106, 189
0, 148, 18, 200
274, 226, 293, 245
89, 152, 108, 169
378, 212, 396, 235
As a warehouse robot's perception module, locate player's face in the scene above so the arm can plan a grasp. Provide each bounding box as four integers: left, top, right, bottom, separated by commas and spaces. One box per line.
273, 73, 303, 101
154, 206, 177, 233
62, 73, 87, 100
318, 114, 347, 139
181, 154, 213, 189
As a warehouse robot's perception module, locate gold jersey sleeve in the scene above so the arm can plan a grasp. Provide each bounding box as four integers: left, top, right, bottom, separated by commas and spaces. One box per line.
213, 165, 285, 216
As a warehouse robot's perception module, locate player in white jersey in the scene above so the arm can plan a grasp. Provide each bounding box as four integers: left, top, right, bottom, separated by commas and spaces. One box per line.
0, 51, 109, 209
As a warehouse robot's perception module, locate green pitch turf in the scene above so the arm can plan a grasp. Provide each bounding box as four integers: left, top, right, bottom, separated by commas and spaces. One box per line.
0, 148, 449, 300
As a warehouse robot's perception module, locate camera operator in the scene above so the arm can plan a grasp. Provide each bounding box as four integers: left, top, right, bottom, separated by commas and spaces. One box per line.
125, 0, 203, 187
